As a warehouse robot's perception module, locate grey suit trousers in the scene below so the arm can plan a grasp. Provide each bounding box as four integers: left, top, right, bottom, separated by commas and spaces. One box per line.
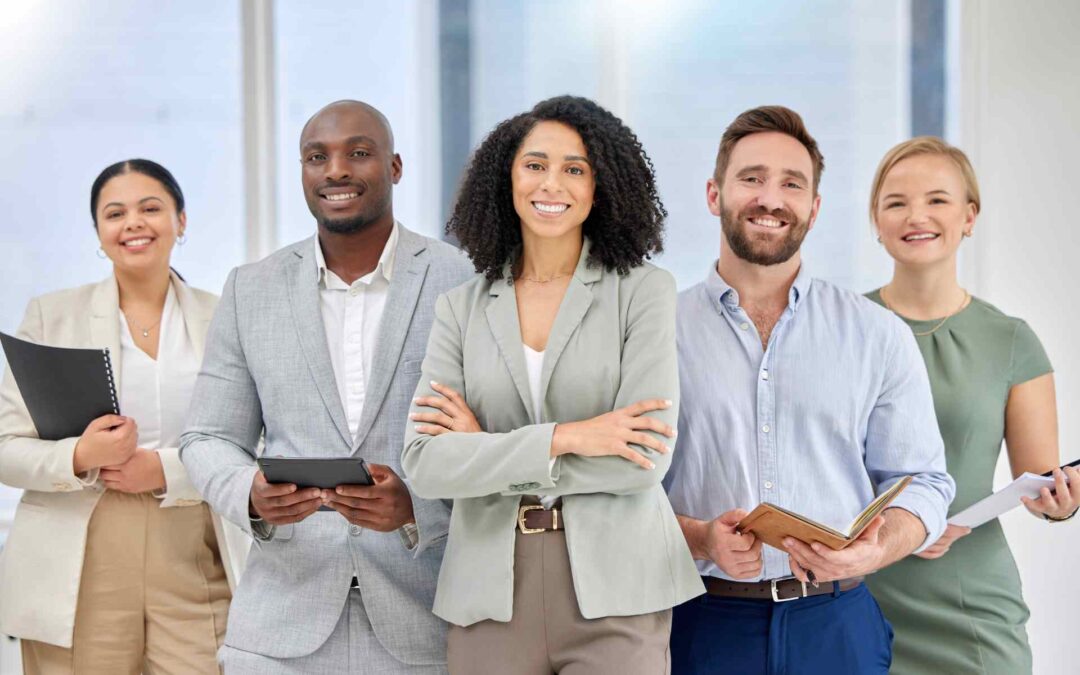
220, 591, 448, 675
447, 527, 672, 675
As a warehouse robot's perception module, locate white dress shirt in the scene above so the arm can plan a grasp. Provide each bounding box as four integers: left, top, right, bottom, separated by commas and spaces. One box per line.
118, 283, 203, 507
315, 224, 397, 439
314, 223, 417, 547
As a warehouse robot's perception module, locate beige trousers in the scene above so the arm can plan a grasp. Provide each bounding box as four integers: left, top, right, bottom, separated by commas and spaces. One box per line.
21, 490, 231, 675
447, 528, 671, 675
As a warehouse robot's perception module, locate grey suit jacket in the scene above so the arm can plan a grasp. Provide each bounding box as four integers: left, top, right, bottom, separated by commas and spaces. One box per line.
180, 224, 473, 663
401, 240, 704, 627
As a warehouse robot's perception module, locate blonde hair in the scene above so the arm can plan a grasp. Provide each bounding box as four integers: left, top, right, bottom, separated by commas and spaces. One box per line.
868, 136, 981, 224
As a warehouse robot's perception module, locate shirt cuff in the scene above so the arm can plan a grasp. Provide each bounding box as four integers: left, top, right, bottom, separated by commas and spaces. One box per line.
250, 516, 276, 542
398, 522, 419, 551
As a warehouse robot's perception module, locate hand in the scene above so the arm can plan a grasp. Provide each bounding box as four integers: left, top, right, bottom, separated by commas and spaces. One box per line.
73, 414, 138, 474
322, 463, 415, 532
100, 448, 166, 493
784, 515, 887, 584
412, 382, 481, 435
249, 470, 322, 525
1021, 466, 1080, 520
702, 509, 763, 579
550, 399, 675, 470
915, 524, 972, 560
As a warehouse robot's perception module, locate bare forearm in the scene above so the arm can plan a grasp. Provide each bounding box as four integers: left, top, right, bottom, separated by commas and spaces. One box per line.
676, 513, 710, 560
876, 508, 927, 569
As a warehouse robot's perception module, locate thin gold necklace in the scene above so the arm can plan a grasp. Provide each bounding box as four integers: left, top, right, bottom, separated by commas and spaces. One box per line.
518, 272, 572, 284
881, 286, 970, 337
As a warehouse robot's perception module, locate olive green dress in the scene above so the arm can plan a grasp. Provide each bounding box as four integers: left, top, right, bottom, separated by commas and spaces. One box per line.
864, 291, 1052, 675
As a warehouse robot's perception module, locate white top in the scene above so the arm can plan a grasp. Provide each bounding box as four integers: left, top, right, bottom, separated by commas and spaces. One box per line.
314, 223, 398, 438
117, 284, 201, 505
523, 344, 557, 510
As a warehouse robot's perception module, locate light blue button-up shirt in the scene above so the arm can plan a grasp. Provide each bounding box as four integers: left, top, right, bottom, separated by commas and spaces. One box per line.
664, 263, 955, 581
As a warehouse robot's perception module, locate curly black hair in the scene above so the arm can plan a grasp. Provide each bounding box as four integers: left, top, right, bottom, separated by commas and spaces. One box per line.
447, 95, 667, 280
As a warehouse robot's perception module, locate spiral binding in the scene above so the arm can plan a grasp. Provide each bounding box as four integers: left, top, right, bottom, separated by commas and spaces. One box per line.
103, 347, 119, 414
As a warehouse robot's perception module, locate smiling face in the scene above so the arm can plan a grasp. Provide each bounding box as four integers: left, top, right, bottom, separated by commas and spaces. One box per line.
708, 131, 820, 266
300, 103, 401, 234
874, 154, 976, 267
511, 120, 595, 245
95, 172, 184, 274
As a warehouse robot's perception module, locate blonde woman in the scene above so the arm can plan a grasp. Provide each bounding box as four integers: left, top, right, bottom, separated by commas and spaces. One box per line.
865, 137, 1079, 674
0, 159, 247, 674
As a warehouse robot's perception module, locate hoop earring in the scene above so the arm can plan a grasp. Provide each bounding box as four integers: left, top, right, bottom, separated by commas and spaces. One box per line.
177, 233, 187, 246
963, 231, 972, 238
96, 247, 107, 259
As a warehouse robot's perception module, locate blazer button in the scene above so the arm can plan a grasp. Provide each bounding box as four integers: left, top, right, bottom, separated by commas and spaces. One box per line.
349, 525, 362, 536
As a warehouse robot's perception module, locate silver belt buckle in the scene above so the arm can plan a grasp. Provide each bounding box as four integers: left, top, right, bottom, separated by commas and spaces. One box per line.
770, 576, 808, 602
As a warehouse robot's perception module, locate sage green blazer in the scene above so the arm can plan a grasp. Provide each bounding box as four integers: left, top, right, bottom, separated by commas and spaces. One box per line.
402, 241, 704, 627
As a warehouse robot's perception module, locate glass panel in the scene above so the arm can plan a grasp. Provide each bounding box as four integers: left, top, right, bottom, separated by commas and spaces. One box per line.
274, 0, 442, 244
469, 0, 909, 292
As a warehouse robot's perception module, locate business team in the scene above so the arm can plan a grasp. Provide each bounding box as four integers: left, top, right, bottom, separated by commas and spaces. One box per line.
0, 96, 1077, 674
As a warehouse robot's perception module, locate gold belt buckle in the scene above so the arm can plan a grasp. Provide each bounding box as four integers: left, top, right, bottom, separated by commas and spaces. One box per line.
518, 504, 545, 534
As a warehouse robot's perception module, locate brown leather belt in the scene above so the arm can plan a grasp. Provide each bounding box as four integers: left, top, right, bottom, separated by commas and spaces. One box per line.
517, 505, 563, 533
703, 575, 864, 602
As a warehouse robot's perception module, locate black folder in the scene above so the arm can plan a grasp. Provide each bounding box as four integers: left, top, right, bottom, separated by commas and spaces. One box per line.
0, 332, 119, 440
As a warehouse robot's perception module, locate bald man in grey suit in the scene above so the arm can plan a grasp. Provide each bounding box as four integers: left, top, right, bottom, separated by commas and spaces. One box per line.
180, 101, 472, 673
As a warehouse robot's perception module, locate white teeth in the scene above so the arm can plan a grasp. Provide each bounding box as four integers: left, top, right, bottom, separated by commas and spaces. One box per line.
123, 238, 152, 247
750, 217, 783, 228
325, 192, 358, 201
904, 233, 939, 241
534, 202, 569, 214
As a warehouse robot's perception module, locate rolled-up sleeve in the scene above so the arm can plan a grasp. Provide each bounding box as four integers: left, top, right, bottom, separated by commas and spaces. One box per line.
865, 320, 956, 551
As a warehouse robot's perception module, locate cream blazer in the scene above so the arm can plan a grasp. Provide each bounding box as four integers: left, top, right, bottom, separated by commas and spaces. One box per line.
0, 273, 250, 647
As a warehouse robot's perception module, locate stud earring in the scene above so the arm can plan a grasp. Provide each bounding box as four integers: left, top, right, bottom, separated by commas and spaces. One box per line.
177, 233, 187, 245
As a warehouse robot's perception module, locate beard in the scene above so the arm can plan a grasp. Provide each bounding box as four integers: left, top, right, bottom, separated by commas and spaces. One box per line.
319, 214, 372, 234
720, 201, 810, 266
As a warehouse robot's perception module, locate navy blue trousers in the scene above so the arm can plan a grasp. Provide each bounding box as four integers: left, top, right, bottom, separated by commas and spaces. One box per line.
670, 583, 893, 675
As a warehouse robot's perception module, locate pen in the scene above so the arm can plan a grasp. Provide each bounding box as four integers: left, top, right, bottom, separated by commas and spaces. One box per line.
806, 569, 819, 588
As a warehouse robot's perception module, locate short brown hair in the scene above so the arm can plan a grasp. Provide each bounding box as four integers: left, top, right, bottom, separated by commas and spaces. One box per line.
713, 106, 825, 193
869, 136, 981, 224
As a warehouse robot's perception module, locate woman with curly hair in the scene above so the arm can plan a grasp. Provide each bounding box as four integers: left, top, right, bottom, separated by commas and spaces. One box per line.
402, 95, 703, 674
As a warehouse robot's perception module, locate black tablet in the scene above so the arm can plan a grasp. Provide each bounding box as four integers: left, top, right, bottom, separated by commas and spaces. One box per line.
258, 457, 375, 489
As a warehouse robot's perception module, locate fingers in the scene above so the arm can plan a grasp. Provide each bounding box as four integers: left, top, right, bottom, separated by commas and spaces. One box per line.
614, 444, 655, 470
430, 381, 467, 408
323, 502, 397, 532
261, 486, 322, 509
621, 399, 672, 417
262, 496, 323, 525
365, 463, 399, 484
89, 414, 127, 431
718, 508, 750, 527
1065, 466, 1080, 501
788, 556, 810, 584
855, 515, 886, 544
414, 424, 450, 436
324, 491, 382, 510
783, 537, 832, 571
626, 431, 670, 455
410, 411, 455, 429
412, 395, 459, 419
626, 415, 677, 439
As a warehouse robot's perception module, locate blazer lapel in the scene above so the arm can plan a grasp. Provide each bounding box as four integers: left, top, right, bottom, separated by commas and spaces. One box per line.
287, 239, 353, 448
539, 240, 600, 410
352, 225, 428, 450
88, 276, 123, 395
485, 272, 535, 422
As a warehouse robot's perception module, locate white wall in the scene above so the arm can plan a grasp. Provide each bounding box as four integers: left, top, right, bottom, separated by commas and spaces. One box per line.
958, 2, 1080, 672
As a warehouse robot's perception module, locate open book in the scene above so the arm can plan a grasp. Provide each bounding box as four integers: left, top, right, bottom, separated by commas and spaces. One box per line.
736, 476, 912, 551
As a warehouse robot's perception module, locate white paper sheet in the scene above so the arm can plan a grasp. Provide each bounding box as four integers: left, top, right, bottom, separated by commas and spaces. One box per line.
949, 472, 1070, 528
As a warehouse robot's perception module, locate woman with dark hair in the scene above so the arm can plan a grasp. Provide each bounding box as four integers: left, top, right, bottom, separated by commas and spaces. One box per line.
0, 159, 247, 673
402, 96, 703, 674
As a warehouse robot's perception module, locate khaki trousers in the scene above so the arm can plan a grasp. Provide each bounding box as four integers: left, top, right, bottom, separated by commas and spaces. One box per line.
21, 490, 231, 675
447, 528, 671, 675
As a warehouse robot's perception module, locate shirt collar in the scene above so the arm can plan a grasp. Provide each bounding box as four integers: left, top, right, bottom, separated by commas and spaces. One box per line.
705, 260, 813, 313
314, 221, 399, 286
